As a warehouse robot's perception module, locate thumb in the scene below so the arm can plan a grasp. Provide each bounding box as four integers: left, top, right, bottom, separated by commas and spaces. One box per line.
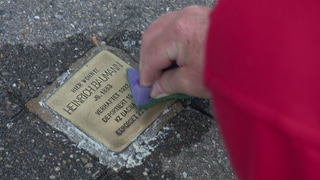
150, 66, 211, 98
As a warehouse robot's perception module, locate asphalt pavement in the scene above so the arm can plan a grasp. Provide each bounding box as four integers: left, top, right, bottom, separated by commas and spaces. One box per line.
0, 0, 235, 179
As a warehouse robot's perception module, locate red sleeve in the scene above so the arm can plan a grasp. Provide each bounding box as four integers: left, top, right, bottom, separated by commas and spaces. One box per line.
204, 0, 320, 179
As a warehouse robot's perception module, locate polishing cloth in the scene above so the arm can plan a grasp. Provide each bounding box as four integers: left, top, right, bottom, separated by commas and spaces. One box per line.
127, 68, 189, 109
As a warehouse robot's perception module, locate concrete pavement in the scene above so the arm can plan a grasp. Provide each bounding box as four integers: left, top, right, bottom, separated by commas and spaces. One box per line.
0, 0, 234, 179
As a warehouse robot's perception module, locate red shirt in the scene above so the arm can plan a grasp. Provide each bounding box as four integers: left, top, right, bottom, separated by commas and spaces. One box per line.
204, 0, 320, 179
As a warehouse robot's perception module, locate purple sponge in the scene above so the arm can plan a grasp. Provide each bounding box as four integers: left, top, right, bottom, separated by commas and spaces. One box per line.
127, 68, 189, 109
127, 68, 152, 107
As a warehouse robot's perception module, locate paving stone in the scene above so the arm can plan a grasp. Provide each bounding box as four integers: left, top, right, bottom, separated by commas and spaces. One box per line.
0, 0, 234, 179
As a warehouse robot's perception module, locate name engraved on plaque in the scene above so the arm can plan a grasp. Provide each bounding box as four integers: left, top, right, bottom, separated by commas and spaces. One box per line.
46, 50, 171, 152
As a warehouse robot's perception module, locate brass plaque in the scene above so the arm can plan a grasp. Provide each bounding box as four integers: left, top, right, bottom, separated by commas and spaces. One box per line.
46, 50, 169, 152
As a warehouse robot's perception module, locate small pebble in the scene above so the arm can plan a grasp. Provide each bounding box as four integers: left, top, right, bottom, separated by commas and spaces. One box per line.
194, 144, 198, 148
49, 175, 55, 179
85, 162, 93, 168
20, 82, 26, 88
91, 36, 98, 45
112, 166, 119, 172
54, 167, 60, 172
183, 172, 188, 178
55, 14, 63, 19
65, 34, 72, 38
81, 157, 88, 164
6, 122, 14, 129
5, 164, 13, 168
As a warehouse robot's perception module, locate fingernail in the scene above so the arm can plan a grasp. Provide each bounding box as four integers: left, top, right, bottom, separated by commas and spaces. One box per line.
150, 81, 168, 98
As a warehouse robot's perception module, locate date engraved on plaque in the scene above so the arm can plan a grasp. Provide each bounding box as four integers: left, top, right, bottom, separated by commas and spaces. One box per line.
45, 50, 171, 152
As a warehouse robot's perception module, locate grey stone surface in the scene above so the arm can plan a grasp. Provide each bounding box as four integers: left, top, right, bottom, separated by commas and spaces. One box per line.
0, 0, 235, 179
160, 108, 234, 179
0, 0, 213, 46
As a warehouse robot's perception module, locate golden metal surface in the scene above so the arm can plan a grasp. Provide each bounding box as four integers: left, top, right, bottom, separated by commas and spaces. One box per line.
46, 50, 169, 152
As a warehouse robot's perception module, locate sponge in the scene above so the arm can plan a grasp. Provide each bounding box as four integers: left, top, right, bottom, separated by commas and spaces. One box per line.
127, 68, 189, 109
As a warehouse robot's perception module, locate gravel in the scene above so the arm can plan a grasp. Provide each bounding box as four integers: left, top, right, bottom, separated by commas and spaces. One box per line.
0, 0, 213, 46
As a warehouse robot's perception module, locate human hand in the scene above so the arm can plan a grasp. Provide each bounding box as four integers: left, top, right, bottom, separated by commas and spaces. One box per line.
139, 5, 211, 98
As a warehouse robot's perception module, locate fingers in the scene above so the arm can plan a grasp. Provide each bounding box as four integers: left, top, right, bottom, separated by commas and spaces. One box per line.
139, 12, 179, 86
139, 5, 212, 98
139, 39, 178, 86
151, 67, 211, 98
